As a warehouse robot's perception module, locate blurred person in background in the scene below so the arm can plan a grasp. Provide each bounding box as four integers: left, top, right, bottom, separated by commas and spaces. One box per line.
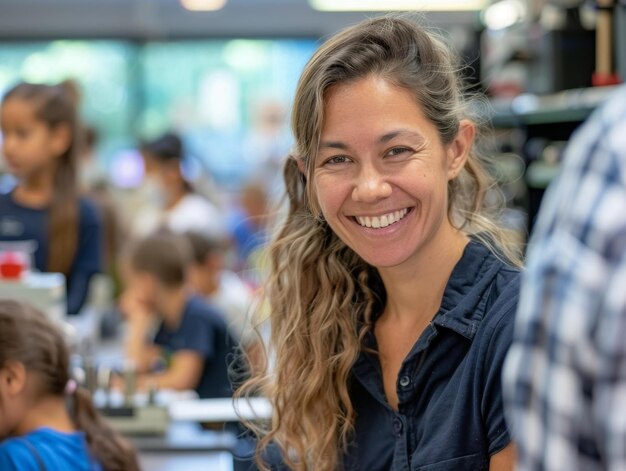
119, 232, 235, 399
78, 125, 124, 283
0, 82, 102, 315
504, 85, 626, 471
228, 180, 270, 275
242, 100, 291, 201
185, 231, 261, 364
131, 132, 225, 239
77, 125, 106, 193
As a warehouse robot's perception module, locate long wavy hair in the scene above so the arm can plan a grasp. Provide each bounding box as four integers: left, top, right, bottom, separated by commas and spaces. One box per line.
237, 16, 522, 471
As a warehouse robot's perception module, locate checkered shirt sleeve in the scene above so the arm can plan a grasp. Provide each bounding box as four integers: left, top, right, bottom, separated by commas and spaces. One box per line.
503, 85, 626, 471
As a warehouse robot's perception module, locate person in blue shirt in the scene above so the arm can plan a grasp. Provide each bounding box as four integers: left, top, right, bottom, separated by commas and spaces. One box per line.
228, 180, 269, 273
0, 300, 139, 471
236, 16, 523, 471
120, 232, 236, 399
0, 82, 103, 315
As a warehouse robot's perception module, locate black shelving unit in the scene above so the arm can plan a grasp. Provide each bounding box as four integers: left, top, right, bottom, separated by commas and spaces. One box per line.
490, 85, 621, 232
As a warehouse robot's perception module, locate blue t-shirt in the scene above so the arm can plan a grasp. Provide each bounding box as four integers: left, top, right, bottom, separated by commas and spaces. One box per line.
154, 296, 236, 399
0, 191, 102, 315
0, 428, 103, 471
228, 208, 267, 264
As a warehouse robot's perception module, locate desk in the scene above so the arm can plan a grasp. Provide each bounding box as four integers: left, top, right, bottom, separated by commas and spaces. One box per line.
132, 422, 238, 471
139, 451, 234, 471
169, 397, 271, 423
130, 422, 238, 453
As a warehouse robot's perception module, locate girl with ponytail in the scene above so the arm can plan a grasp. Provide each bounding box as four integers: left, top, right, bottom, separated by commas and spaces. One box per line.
0, 82, 102, 314
0, 300, 140, 470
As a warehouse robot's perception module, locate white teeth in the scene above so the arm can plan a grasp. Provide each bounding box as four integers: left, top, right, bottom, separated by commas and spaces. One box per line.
355, 208, 408, 229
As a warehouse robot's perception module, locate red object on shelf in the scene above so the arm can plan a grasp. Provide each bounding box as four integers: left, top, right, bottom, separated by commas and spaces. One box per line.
592, 72, 622, 86
0, 252, 25, 279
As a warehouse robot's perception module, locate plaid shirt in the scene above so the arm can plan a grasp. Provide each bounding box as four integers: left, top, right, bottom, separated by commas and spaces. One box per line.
503, 85, 626, 471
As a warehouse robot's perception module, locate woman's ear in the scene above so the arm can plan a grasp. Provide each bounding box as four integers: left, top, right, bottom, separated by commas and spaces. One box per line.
446, 120, 475, 180
296, 158, 306, 175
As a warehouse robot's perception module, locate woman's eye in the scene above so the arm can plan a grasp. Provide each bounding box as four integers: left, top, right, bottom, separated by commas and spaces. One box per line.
325, 155, 350, 165
386, 147, 411, 157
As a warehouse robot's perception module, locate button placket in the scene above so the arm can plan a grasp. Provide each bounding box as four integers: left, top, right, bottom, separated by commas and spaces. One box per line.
393, 416, 403, 438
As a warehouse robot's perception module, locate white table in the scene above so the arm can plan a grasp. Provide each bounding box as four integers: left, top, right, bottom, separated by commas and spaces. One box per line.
139, 451, 234, 471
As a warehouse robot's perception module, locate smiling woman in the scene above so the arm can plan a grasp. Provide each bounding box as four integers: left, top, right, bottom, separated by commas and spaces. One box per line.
313, 76, 474, 269
238, 15, 522, 471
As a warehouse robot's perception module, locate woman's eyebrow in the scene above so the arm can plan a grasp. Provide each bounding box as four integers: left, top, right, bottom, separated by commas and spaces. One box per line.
319, 140, 349, 150
379, 129, 426, 144
319, 129, 425, 150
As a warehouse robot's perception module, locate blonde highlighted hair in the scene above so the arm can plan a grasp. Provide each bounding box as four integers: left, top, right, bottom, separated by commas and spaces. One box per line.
237, 15, 522, 471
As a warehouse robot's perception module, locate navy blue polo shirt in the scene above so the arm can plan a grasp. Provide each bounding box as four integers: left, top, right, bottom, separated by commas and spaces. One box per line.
345, 240, 520, 471
154, 296, 236, 399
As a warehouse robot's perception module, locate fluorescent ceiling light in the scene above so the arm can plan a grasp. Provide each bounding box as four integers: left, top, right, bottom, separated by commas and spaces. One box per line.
482, 0, 526, 29
310, 0, 487, 11
180, 0, 227, 11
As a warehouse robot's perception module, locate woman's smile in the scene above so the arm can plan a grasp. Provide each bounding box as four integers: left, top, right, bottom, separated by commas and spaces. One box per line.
352, 207, 411, 229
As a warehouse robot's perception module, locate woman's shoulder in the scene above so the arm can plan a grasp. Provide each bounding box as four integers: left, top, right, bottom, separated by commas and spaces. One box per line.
468, 237, 521, 304
475, 252, 521, 353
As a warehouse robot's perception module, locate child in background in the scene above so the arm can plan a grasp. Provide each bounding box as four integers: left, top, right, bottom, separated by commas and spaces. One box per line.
0, 82, 103, 315
130, 132, 224, 239
228, 180, 269, 274
120, 232, 235, 399
0, 300, 139, 471
185, 231, 254, 345
185, 231, 267, 378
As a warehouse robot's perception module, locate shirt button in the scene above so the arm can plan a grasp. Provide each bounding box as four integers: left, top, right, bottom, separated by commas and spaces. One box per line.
399, 375, 411, 388
393, 418, 403, 437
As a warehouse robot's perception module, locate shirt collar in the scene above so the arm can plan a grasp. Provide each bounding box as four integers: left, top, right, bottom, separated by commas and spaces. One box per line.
430, 239, 503, 340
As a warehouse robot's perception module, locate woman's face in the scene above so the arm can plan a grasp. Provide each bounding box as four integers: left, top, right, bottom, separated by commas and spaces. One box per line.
312, 76, 471, 269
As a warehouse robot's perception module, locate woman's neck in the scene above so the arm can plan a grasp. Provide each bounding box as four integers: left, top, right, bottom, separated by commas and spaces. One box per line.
377, 225, 469, 326
15, 395, 75, 436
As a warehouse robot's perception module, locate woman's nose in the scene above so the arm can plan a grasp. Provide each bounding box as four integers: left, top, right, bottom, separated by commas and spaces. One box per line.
351, 166, 392, 203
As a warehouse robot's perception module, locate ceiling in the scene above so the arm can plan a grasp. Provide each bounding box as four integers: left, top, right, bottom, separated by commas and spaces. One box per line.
0, 0, 481, 40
